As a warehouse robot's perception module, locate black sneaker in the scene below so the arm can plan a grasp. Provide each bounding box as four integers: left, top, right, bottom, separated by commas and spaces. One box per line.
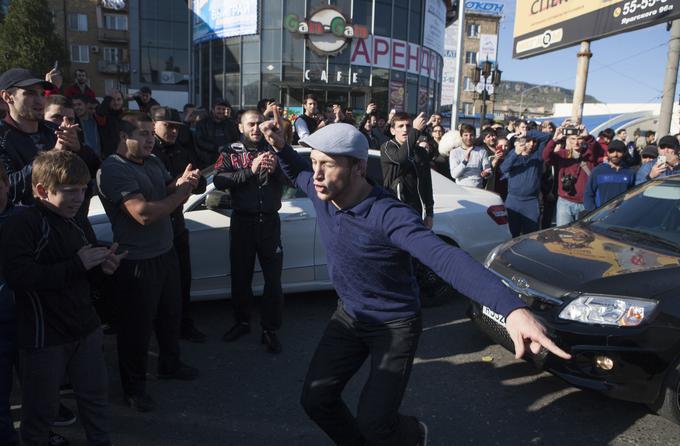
48, 431, 70, 446
158, 362, 199, 381
181, 324, 207, 343
52, 403, 76, 426
261, 330, 282, 354
222, 322, 250, 342
125, 393, 156, 413
417, 421, 428, 446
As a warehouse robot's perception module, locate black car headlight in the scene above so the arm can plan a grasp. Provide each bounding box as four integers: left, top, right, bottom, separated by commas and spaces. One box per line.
558, 295, 658, 327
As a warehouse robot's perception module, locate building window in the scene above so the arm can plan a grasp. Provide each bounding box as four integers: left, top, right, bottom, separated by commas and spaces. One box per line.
104, 78, 120, 94
464, 76, 474, 91
103, 47, 124, 63
104, 14, 128, 30
463, 102, 474, 115
465, 51, 477, 65
466, 23, 480, 38
70, 45, 90, 63
68, 13, 88, 31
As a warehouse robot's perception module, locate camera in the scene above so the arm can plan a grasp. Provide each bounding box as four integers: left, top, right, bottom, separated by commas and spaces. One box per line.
561, 174, 577, 195
564, 127, 579, 136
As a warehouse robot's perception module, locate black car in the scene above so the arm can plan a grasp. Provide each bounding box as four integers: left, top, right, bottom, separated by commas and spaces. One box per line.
469, 175, 680, 424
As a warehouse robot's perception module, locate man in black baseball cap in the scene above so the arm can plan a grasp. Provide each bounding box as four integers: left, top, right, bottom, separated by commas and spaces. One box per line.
635, 134, 680, 185
0, 68, 85, 205
151, 107, 207, 343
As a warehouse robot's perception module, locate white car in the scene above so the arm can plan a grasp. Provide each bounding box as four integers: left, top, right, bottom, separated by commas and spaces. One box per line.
89, 148, 511, 301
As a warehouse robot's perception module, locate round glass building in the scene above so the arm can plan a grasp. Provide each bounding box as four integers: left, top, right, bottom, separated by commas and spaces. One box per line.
190, 0, 448, 117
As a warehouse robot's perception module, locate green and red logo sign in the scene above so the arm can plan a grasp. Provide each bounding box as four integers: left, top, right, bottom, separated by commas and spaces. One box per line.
284, 7, 369, 56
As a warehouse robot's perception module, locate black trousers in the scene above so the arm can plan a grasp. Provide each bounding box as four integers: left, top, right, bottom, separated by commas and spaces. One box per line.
229, 212, 284, 331
115, 249, 182, 396
174, 230, 195, 331
301, 303, 422, 446
20, 328, 110, 446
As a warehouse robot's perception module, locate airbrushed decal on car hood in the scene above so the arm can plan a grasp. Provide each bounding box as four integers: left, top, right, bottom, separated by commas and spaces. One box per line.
494, 225, 680, 295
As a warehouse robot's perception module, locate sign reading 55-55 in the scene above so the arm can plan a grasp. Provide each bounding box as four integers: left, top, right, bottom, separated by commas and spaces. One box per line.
513, 0, 680, 59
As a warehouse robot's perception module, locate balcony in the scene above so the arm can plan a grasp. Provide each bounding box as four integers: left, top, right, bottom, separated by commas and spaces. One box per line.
98, 28, 128, 43
97, 61, 130, 74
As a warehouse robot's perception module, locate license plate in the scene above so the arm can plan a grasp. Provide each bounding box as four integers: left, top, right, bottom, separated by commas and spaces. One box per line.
482, 306, 506, 327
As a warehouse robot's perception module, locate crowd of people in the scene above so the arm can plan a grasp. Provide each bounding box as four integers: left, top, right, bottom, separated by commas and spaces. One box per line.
0, 65, 675, 446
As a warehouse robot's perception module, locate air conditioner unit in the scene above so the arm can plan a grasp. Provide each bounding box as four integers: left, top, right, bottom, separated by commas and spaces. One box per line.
90, 45, 100, 53
160, 71, 186, 84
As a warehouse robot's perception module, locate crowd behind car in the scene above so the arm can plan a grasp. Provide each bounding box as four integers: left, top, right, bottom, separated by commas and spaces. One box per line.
0, 65, 678, 446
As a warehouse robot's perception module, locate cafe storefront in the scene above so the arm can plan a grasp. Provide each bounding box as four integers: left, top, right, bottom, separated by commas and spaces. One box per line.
190, 0, 446, 116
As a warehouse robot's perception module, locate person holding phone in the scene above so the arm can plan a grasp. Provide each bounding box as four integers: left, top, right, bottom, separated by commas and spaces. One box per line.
635, 135, 680, 185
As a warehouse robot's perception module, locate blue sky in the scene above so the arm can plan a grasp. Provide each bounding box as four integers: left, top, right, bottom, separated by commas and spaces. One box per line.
494, 0, 673, 104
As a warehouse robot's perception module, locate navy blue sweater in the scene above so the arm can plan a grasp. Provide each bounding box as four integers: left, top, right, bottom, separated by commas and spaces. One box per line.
584, 163, 635, 211
276, 145, 525, 323
500, 148, 543, 199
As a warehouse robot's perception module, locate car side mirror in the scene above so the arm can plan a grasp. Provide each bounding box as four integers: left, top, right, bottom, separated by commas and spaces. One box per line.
205, 190, 231, 210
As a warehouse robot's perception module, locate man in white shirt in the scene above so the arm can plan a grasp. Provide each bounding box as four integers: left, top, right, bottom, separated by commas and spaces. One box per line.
449, 124, 491, 187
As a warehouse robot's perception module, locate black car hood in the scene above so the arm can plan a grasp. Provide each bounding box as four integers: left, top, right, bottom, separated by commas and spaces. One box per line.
492, 224, 680, 299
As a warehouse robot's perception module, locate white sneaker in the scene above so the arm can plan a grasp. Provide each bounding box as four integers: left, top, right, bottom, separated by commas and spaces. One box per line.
418, 420, 429, 446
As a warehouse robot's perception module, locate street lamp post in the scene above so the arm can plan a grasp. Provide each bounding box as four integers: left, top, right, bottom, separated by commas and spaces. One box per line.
473, 59, 501, 127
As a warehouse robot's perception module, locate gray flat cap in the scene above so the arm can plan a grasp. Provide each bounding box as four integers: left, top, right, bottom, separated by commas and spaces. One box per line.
299, 123, 368, 160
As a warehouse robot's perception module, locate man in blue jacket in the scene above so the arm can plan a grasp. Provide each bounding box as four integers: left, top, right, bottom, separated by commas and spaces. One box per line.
259, 111, 571, 446
584, 140, 635, 211
635, 135, 680, 185
500, 136, 544, 237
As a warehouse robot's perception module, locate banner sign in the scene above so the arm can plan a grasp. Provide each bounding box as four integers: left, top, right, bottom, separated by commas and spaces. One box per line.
513, 0, 680, 59
192, 0, 258, 43
440, 23, 459, 105
350, 36, 442, 81
423, 0, 447, 56
464, 1, 504, 15
479, 34, 497, 62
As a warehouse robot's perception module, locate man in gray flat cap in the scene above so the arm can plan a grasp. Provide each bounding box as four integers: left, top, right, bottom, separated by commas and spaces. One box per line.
259, 112, 571, 446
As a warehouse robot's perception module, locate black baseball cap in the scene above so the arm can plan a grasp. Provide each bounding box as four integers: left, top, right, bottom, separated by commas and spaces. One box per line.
152, 107, 182, 125
139, 86, 152, 94
0, 68, 53, 91
641, 145, 658, 159
657, 135, 680, 152
608, 140, 627, 153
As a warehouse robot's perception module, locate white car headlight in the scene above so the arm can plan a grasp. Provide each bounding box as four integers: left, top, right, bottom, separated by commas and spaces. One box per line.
558, 295, 657, 327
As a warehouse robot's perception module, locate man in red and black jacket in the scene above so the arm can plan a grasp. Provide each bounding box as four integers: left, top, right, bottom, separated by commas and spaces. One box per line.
213, 110, 288, 354
542, 123, 603, 226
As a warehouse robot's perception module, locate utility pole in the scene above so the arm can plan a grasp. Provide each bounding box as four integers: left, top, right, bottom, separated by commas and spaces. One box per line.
657, 20, 680, 136
450, 0, 465, 131
571, 41, 592, 124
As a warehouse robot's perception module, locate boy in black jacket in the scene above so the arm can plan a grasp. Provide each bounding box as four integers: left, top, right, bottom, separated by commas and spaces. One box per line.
0, 150, 125, 446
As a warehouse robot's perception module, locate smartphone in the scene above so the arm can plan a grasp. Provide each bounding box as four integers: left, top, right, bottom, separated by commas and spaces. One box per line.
656, 155, 667, 166
53, 60, 59, 71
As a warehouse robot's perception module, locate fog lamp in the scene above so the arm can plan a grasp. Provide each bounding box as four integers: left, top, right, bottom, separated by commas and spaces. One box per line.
595, 355, 614, 371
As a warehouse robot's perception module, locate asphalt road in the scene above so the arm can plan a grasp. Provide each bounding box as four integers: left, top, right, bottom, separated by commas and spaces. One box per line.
14, 291, 680, 445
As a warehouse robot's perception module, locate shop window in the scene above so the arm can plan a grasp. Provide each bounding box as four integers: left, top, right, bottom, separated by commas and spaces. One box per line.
242, 75, 259, 107
409, 0, 422, 43
393, 0, 408, 41
374, 0, 392, 37
464, 76, 474, 91
463, 102, 474, 115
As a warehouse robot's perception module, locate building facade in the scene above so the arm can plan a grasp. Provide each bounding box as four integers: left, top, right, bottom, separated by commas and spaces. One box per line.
48, 0, 130, 96
190, 0, 449, 116
458, 11, 500, 119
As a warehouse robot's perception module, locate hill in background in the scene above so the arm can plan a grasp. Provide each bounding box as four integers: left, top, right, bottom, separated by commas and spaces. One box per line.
494, 80, 600, 115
